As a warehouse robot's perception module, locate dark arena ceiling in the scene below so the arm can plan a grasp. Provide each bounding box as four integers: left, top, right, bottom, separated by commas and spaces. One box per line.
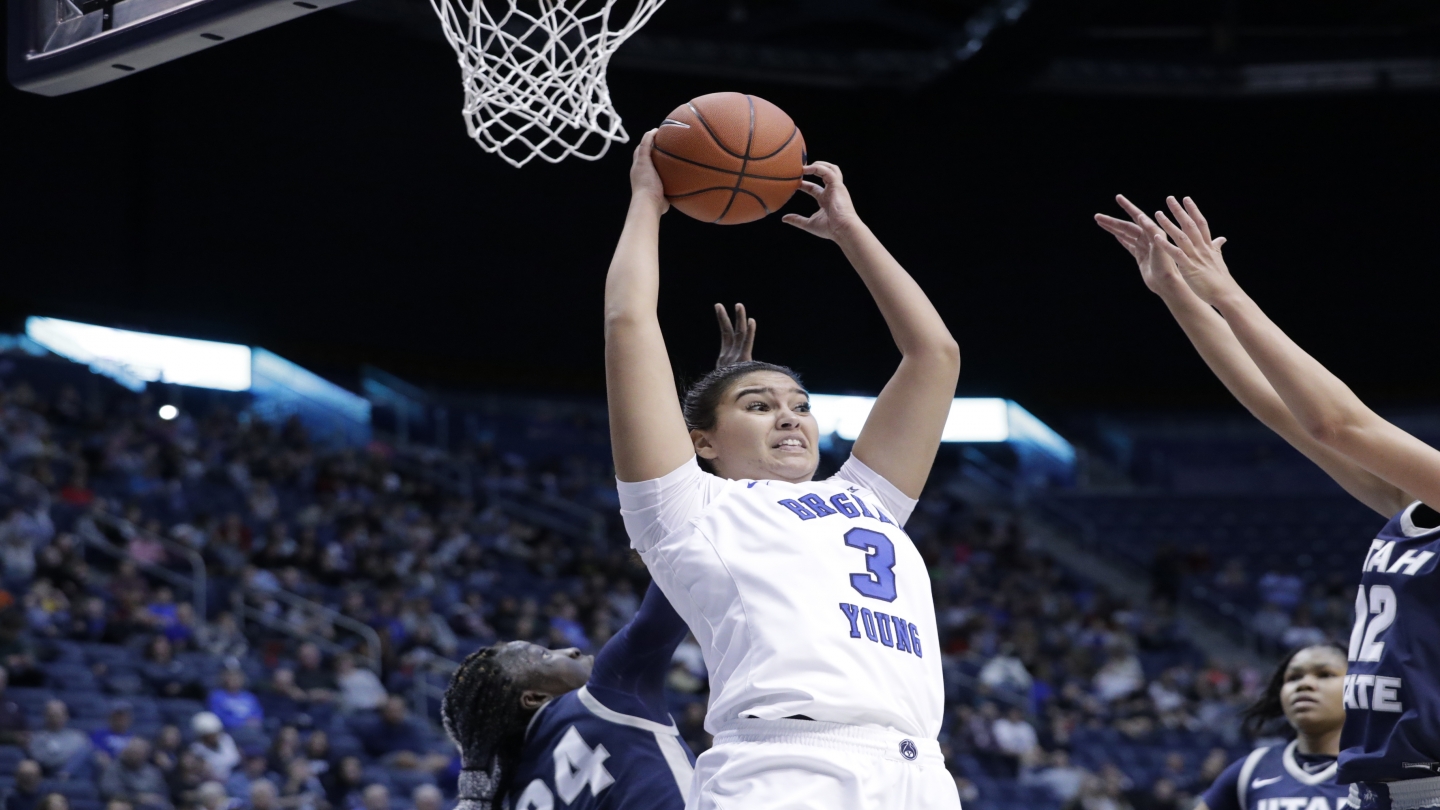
3, 0, 1439, 412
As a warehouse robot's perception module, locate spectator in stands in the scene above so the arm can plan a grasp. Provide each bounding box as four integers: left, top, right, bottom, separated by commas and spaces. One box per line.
332, 656, 384, 715
68, 597, 109, 644
359, 785, 387, 810
262, 670, 307, 723
290, 645, 334, 705
1251, 603, 1291, 643
1128, 777, 1182, 810
354, 696, 444, 772
140, 637, 199, 700
150, 726, 183, 774
28, 700, 92, 778
223, 750, 273, 802
58, 471, 93, 508
276, 761, 322, 810
99, 739, 171, 810
411, 785, 442, 810
194, 782, 229, 810
320, 757, 364, 810
300, 733, 329, 780
32, 796, 64, 810
23, 581, 69, 638
265, 728, 298, 777
207, 669, 262, 731
247, 780, 279, 810
0, 615, 42, 686
1093, 644, 1145, 702
166, 751, 207, 810
993, 706, 1041, 772
196, 614, 246, 660
1024, 749, 1089, 804
446, 592, 493, 645
979, 643, 1033, 694
6, 760, 44, 810
1281, 606, 1327, 649
1257, 570, 1304, 612
189, 713, 240, 781
91, 702, 137, 765
400, 600, 456, 659
1, 511, 37, 587
0, 667, 30, 747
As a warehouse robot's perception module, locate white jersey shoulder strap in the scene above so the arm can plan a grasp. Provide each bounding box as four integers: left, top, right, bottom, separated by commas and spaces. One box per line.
1237, 746, 1272, 810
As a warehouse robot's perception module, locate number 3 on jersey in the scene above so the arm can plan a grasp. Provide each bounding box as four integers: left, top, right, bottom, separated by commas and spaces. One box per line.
1348, 584, 1397, 663
844, 528, 897, 602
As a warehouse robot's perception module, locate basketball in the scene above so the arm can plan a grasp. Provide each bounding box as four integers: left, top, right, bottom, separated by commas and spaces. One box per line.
652, 92, 807, 225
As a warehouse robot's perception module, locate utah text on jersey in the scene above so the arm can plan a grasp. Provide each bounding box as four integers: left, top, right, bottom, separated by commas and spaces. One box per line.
1237, 741, 1349, 810
1342, 539, 1437, 713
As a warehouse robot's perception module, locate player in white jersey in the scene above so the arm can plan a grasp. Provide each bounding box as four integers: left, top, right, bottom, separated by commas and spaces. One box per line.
604, 130, 963, 810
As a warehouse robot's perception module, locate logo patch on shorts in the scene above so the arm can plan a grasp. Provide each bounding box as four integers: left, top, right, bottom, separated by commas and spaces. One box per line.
899, 739, 917, 761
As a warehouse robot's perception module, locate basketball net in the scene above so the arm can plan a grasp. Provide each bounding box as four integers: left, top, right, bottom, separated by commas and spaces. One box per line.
429, 0, 667, 167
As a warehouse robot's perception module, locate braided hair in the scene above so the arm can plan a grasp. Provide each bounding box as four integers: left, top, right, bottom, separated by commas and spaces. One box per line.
442, 646, 531, 810
1240, 641, 1347, 738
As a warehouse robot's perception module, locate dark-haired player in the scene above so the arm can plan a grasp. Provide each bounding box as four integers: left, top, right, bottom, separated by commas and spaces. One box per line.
444, 583, 694, 810
1197, 644, 1349, 810
604, 132, 962, 808
442, 308, 764, 810
1098, 195, 1440, 810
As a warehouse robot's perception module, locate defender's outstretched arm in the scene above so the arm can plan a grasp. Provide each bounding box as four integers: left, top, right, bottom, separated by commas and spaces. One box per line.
1153, 196, 1433, 511
1097, 195, 1409, 517
785, 162, 960, 498
605, 131, 696, 483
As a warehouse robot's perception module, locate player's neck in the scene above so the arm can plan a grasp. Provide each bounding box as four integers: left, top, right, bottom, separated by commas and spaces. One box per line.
1296, 726, 1342, 757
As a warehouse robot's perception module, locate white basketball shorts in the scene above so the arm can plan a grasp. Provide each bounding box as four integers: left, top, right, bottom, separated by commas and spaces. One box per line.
687, 718, 962, 810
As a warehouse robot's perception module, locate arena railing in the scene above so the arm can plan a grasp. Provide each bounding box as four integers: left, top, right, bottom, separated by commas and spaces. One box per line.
230, 587, 384, 677
74, 509, 208, 623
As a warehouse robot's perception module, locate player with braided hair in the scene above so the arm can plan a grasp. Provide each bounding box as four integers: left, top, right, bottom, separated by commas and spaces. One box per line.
444, 307, 763, 810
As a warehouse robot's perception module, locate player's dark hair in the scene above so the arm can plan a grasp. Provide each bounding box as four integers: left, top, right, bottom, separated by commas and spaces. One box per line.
442, 646, 531, 810
1240, 641, 1347, 737
682, 360, 804, 433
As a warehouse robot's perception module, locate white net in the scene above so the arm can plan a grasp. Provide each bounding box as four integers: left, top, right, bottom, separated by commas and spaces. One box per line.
429, 0, 667, 167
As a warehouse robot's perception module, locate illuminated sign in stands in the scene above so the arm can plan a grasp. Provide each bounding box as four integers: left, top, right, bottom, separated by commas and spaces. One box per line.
24, 316, 369, 447
25, 317, 252, 392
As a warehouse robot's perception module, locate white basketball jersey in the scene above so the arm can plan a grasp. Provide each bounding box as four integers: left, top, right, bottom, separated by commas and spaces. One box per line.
618, 455, 944, 740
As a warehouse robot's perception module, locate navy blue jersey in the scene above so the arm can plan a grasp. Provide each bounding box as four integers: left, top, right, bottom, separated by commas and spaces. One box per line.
506, 584, 696, 809
1338, 501, 1440, 784
1203, 742, 1347, 810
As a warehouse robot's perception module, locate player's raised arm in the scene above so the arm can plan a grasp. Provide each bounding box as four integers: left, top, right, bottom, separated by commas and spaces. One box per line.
1096, 196, 1409, 518
605, 131, 697, 483
784, 162, 960, 498
1151, 195, 1438, 509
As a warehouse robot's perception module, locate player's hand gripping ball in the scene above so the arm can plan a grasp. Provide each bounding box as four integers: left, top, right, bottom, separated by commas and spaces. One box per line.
651, 92, 806, 225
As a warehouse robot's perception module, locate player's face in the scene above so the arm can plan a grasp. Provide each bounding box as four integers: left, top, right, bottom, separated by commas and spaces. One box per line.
695, 371, 819, 483
501, 641, 593, 697
1280, 645, 1347, 735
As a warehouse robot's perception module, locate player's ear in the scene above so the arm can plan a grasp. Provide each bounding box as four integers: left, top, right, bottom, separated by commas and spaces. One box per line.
519, 690, 551, 711
690, 429, 719, 460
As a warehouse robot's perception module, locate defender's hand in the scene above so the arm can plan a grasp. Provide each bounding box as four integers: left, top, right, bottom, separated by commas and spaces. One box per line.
1153, 196, 1238, 306
1095, 194, 1225, 297
715, 303, 756, 368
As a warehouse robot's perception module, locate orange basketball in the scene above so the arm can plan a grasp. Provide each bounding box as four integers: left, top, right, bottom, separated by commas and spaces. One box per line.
652, 92, 806, 225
